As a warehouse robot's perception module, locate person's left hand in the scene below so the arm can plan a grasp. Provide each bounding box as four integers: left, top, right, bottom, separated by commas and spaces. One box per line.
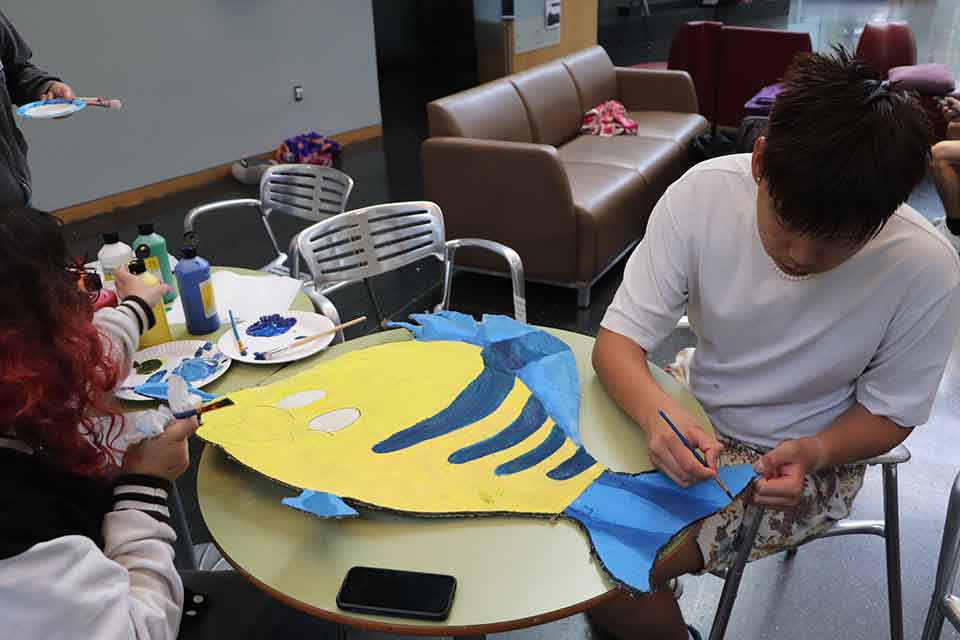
41, 81, 75, 101
751, 438, 823, 508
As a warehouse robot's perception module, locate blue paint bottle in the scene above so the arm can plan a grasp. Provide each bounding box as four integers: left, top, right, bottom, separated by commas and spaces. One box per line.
174, 246, 220, 335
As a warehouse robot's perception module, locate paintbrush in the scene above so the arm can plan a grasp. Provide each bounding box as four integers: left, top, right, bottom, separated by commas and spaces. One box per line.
255, 316, 366, 360
228, 309, 248, 356
80, 96, 123, 109
658, 410, 734, 500
171, 397, 235, 420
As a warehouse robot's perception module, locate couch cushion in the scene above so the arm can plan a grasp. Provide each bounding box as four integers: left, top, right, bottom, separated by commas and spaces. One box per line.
427, 79, 533, 142
509, 63, 583, 146
559, 135, 686, 198
627, 111, 707, 147
564, 163, 651, 281
562, 46, 618, 113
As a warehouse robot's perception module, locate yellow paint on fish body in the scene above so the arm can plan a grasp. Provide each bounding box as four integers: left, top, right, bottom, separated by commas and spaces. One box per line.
198, 340, 604, 515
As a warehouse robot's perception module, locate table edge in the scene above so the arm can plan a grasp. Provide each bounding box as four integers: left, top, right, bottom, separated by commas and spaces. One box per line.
210, 535, 619, 635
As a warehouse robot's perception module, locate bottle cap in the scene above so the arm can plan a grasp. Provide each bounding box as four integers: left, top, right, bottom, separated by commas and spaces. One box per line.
102, 231, 120, 244
137, 223, 155, 235
181, 245, 198, 259
135, 243, 151, 259
127, 259, 147, 275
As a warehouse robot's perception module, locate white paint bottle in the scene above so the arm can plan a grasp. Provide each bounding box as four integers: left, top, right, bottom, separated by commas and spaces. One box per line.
97, 231, 133, 291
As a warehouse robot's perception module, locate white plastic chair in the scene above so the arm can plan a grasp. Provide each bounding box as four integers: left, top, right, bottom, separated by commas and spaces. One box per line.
294, 201, 526, 341
183, 164, 354, 277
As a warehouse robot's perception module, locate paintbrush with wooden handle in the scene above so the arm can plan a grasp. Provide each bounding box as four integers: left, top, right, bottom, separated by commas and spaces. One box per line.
255, 316, 366, 360
80, 97, 123, 109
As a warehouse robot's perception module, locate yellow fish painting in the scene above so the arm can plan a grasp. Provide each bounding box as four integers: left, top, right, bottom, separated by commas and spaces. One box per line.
198, 312, 754, 592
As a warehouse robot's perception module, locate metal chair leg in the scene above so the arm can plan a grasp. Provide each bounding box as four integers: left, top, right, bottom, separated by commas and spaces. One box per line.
363, 278, 386, 325
169, 484, 198, 571
922, 471, 960, 640
709, 503, 763, 640
882, 463, 904, 640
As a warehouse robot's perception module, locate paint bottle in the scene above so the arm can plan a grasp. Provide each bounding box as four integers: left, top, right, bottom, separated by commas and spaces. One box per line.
97, 231, 133, 291
127, 259, 173, 347
133, 223, 177, 303
174, 246, 220, 335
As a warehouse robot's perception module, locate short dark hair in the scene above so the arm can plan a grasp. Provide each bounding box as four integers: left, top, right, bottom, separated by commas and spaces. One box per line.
762, 46, 931, 242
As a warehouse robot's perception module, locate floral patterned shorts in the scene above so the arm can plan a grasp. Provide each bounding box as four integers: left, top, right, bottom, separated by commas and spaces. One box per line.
662, 348, 867, 573
692, 432, 866, 575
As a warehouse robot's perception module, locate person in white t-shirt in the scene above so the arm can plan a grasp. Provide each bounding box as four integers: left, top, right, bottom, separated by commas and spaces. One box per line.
588, 49, 960, 640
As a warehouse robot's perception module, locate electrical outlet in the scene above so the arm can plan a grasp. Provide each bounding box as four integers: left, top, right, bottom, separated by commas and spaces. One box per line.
293, 85, 304, 102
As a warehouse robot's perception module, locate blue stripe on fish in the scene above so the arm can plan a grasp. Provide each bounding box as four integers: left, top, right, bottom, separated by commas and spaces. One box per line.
447, 396, 547, 464
546, 446, 597, 480
373, 356, 515, 454
495, 424, 566, 475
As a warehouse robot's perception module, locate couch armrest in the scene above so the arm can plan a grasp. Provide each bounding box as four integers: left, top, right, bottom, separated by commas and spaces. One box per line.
421, 137, 578, 282
615, 67, 699, 113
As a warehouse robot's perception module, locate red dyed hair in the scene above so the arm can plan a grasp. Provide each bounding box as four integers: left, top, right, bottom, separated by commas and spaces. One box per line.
0, 207, 122, 478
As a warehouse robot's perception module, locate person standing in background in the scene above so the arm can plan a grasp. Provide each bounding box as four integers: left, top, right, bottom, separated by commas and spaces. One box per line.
0, 11, 74, 208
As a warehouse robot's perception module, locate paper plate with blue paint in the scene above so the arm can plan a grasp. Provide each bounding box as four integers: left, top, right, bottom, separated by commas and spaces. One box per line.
217, 310, 336, 365
116, 340, 231, 401
16, 98, 86, 119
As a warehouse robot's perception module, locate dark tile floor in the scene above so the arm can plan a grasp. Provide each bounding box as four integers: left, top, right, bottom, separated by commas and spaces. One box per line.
63, 0, 960, 637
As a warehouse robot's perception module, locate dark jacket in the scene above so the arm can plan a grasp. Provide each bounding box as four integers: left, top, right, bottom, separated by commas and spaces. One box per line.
0, 12, 58, 208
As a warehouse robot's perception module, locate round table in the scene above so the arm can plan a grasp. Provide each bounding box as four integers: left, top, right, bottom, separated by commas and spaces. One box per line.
197, 326, 716, 637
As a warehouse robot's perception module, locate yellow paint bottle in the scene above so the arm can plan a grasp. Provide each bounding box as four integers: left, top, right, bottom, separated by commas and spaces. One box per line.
128, 259, 172, 347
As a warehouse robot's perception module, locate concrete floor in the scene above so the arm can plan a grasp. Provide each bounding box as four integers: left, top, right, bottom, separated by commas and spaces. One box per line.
63, 0, 960, 637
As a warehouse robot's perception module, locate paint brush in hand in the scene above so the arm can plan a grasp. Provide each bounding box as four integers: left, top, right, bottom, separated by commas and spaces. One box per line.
658, 410, 734, 500
80, 96, 123, 109
228, 310, 247, 356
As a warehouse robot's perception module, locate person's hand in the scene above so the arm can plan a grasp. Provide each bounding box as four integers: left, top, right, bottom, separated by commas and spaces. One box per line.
122, 417, 199, 481
41, 81, 75, 101
751, 437, 823, 508
114, 265, 170, 309
938, 96, 960, 122
644, 401, 722, 488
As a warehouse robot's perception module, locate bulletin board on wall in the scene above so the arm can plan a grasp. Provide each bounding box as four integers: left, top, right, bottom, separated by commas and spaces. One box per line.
511, 0, 598, 72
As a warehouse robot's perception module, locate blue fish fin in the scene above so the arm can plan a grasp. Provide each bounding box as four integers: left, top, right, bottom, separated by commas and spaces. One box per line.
562, 465, 756, 593
282, 490, 359, 519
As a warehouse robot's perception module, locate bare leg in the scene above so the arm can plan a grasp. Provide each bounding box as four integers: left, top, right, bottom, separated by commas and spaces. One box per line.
588, 526, 705, 640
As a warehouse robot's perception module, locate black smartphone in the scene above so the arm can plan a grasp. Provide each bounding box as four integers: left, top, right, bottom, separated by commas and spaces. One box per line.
336, 566, 457, 621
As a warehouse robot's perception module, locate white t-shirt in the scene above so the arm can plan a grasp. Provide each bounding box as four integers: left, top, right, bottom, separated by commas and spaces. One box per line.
602, 154, 960, 449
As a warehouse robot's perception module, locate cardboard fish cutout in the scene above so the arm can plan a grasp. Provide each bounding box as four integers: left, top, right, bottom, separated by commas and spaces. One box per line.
197, 312, 754, 592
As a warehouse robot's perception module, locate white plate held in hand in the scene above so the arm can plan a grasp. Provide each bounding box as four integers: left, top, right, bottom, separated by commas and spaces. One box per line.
218, 310, 335, 365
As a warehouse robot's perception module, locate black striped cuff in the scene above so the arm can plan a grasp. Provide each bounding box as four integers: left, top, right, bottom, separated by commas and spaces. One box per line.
112, 474, 173, 528
119, 296, 156, 334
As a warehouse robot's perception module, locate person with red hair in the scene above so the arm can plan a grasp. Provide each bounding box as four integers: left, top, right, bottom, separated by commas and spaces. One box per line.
0, 206, 193, 639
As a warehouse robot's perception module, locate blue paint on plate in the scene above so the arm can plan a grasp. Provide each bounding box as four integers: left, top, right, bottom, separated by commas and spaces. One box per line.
246, 314, 297, 337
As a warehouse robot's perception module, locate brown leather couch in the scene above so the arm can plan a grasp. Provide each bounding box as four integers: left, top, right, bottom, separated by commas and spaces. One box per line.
422, 46, 708, 307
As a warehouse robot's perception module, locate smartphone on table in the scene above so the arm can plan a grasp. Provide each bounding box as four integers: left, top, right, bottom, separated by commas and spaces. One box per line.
336, 566, 457, 621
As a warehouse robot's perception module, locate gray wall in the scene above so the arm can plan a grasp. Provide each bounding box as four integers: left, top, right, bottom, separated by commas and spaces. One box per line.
6, 1, 382, 210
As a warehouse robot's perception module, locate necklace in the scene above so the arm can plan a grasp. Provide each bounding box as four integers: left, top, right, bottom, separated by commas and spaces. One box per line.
767, 254, 815, 281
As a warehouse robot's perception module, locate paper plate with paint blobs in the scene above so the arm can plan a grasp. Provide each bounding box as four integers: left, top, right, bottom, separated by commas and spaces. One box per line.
116, 340, 231, 402
218, 310, 336, 365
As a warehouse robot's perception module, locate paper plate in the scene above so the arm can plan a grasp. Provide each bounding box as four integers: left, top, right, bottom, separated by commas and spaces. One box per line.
218, 311, 335, 365
16, 98, 86, 119
116, 340, 231, 402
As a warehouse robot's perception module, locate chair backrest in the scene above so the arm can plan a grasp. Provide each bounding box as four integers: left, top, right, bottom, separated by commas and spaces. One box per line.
855, 20, 917, 79
666, 21, 723, 121
297, 201, 447, 287
259, 164, 354, 222
715, 25, 812, 127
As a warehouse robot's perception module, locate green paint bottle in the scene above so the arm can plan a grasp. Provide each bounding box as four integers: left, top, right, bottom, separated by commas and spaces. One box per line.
133, 223, 177, 303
